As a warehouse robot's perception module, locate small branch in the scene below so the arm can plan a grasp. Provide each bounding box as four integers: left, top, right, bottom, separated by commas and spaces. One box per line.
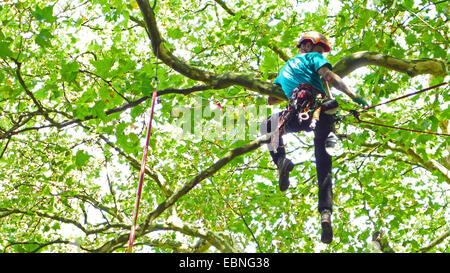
13, 59, 58, 125
420, 229, 450, 253
1, 85, 211, 140
0, 137, 11, 159
95, 132, 173, 197
79, 69, 130, 103
211, 173, 263, 252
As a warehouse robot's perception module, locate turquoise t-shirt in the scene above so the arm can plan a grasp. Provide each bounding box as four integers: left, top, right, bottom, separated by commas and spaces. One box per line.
273, 52, 332, 98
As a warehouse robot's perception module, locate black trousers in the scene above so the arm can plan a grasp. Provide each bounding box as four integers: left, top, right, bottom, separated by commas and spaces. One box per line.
260, 109, 335, 213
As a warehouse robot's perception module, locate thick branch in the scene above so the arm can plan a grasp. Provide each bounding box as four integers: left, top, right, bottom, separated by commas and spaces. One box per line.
3, 239, 78, 253
138, 1, 447, 101
372, 231, 395, 253
140, 133, 272, 231
95, 132, 274, 252
333, 51, 447, 78
136, 0, 213, 82
164, 217, 243, 253
136, 0, 286, 100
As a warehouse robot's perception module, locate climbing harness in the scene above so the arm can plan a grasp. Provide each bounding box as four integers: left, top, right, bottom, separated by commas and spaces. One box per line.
271, 84, 330, 150
281, 83, 338, 130
127, 76, 159, 253
349, 82, 449, 137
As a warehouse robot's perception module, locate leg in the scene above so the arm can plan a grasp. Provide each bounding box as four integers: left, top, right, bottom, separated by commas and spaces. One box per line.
260, 110, 304, 165
314, 112, 336, 244
260, 110, 304, 191
314, 112, 335, 213
259, 111, 286, 165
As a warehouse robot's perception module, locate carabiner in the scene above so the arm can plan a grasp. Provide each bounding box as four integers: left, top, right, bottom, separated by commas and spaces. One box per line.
299, 112, 309, 120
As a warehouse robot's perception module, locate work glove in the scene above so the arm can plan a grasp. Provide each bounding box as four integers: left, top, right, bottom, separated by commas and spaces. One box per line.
352, 96, 369, 108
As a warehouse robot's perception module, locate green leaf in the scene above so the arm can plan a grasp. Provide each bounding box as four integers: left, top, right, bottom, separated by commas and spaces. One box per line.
60, 61, 79, 82
167, 27, 184, 39
35, 29, 54, 48
0, 41, 13, 58
91, 58, 115, 78
73, 104, 90, 120
75, 150, 91, 168
32, 5, 57, 23
403, 0, 414, 9
52, 222, 61, 231
93, 100, 108, 122
33, 88, 48, 100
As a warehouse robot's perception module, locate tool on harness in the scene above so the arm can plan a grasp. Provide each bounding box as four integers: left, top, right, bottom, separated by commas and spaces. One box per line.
275, 83, 344, 157
310, 105, 322, 130
299, 101, 311, 121
271, 84, 319, 152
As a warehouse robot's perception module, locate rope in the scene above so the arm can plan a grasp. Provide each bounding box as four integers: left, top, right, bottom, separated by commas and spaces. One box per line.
350, 110, 450, 137
126, 78, 159, 253
349, 82, 449, 137
360, 82, 448, 113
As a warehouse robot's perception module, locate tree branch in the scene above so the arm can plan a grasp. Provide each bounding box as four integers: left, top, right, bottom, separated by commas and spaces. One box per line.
333, 51, 447, 78
420, 229, 450, 253
164, 216, 243, 253
96, 132, 173, 197
94, 131, 274, 252
137, 1, 447, 102
0, 85, 211, 140
136, 0, 286, 100
342, 135, 450, 184
3, 239, 81, 253
140, 132, 272, 231
13, 59, 59, 125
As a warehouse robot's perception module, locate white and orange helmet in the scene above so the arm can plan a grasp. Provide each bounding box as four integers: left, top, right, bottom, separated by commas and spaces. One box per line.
297, 31, 331, 52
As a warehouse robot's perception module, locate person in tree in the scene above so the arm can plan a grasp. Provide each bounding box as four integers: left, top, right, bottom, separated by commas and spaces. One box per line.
260, 31, 368, 244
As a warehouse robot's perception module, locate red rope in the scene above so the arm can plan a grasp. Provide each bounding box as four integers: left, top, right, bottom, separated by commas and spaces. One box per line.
357, 119, 450, 137
360, 82, 448, 113
127, 84, 158, 253
351, 82, 449, 137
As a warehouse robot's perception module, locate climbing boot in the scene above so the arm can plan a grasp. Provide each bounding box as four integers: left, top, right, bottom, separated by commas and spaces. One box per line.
277, 158, 294, 192
320, 209, 333, 244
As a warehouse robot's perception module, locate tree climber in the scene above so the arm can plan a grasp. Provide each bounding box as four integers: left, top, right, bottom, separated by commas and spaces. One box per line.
260, 31, 368, 244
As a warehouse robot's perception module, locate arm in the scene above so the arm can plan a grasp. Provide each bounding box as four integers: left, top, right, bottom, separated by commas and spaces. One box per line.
318, 66, 356, 99
318, 66, 368, 107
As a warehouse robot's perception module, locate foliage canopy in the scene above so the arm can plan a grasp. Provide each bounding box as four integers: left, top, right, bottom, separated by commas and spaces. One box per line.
0, 0, 448, 253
